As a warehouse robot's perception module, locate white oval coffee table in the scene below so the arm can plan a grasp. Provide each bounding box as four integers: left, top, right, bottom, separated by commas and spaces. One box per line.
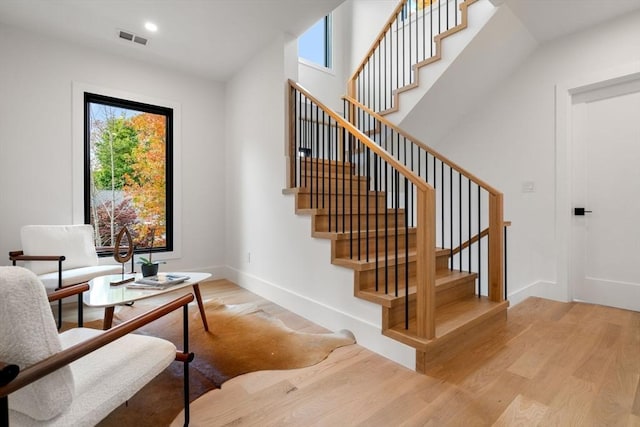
85, 272, 212, 330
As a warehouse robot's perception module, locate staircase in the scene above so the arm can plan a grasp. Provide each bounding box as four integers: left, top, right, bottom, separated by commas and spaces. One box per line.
284, 0, 509, 372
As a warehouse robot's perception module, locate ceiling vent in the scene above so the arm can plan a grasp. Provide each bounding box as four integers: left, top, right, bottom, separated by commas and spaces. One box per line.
118, 30, 148, 46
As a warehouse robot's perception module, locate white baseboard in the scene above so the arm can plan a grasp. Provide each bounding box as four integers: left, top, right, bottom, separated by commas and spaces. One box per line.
507, 280, 570, 307
223, 266, 416, 370
574, 277, 640, 312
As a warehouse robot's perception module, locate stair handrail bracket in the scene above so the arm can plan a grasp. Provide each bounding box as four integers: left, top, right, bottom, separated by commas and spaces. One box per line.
287, 79, 438, 340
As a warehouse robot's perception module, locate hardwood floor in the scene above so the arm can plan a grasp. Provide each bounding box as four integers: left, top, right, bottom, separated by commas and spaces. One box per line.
64, 279, 640, 426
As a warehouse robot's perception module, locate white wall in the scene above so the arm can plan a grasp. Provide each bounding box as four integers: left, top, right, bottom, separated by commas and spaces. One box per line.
0, 24, 226, 275
225, 33, 415, 369
298, 2, 350, 112
349, 0, 398, 74
297, 0, 397, 113
409, 8, 640, 304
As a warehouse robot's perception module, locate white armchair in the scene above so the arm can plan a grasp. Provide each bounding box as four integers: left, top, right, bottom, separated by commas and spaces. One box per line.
9, 225, 123, 327
0, 266, 194, 426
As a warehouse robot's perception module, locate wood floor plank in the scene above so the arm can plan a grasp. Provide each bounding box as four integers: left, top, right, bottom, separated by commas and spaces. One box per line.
491, 394, 548, 427
60, 282, 640, 427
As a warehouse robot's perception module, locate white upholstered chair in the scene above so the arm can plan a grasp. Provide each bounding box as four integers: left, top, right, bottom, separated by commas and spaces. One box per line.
0, 266, 194, 426
9, 225, 123, 327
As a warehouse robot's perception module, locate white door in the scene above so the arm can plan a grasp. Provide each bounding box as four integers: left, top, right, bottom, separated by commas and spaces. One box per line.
571, 87, 640, 311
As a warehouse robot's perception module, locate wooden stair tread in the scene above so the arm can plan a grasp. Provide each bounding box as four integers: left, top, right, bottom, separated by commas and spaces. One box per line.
357, 270, 477, 307
304, 207, 405, 215
294, 188, 386, 197
333, 249, 416, 270
383, 297, 509, 351
299, 175, 369, 183
314, 227, 417, 240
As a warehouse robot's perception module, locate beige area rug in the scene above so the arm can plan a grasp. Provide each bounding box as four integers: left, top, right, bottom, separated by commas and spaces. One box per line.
76, 300, 355, 426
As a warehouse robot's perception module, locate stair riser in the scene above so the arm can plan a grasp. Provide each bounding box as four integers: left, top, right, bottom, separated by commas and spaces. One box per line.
333, 231, 417, 260
298, 157, 351, 166
296, 193, 386, 211
436, 279, 476, 307
354, 254, 451, 290
313, 212, 406, 233
300, 180, 369, 194
300, 163, 354, 176
383, 276, 478, 330
355, 263, 417, 296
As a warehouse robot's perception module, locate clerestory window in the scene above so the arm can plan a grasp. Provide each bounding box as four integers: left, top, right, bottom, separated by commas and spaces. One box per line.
298, 14, 332, 69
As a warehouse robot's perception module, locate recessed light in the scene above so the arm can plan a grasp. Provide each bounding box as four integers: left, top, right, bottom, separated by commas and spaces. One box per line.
145, 22, 158, 32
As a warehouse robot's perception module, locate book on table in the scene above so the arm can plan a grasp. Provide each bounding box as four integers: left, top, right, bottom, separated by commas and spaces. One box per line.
127, 273, 190, 290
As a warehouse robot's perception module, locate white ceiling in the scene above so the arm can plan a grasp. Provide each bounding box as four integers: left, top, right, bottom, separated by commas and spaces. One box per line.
502, 0, 640, 42
0, 0, 343, 82
1, 0, 639, 82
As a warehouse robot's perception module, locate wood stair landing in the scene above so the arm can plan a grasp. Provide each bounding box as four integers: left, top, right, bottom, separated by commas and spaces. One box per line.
285, 157, 507, 372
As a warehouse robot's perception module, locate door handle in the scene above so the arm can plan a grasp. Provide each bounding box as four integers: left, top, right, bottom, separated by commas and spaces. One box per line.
574, 207, 592, 216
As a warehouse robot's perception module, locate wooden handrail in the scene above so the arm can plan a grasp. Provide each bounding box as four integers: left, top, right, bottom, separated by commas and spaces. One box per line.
343, 95, 502, 196
451, 227, 489, 257
451, 221, 511, 257
290, 80, 431, 193
0, 293, 194, 397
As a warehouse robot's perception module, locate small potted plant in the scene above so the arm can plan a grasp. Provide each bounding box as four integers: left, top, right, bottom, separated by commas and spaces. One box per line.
138, 227, 165, 277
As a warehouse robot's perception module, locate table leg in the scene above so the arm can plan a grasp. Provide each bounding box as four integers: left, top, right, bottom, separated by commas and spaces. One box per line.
103, 306, 115, 330
192, 284, 209, 331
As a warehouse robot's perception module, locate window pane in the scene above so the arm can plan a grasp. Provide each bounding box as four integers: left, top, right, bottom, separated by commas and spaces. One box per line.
85, 94, 172, 254
298, 16, 330, 68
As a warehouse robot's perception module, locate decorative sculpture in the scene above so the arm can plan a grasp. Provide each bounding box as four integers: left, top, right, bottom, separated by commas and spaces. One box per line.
110, 226, 135, 286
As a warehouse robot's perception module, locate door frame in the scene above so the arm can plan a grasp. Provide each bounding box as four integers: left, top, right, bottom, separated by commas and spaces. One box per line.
555, 60, 640, 304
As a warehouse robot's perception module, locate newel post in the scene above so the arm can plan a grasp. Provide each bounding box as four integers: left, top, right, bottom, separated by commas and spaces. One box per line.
488, 192, 505, 302
416, 187, 436, 340
287, 83, 296, 189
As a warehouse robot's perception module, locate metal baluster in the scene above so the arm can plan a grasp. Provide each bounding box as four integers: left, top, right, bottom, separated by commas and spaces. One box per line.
459, 172, 462, 272
430, 0, 434, 57
366, 146, 370, 262
478, 185, 481, 298
375, 151, 379, 292
404, 177, 410, 329
395, 169, 399, 298
294, 89, 298, 188
322, 110, 325, 209
504, 225, 508, 300
450, 166, 453, 268
468, 178, 471, 274
314, 103, 319, 209
385, 159, 389, 295
328, 111, 332, 232
441, 160, 444, 248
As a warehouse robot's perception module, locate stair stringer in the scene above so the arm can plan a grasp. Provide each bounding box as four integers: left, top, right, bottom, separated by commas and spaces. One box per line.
395, 2, 538, 143
380, 0, 497, 122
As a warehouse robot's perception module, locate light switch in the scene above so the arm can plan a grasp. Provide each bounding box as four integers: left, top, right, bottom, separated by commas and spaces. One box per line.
522, 181, 535, 193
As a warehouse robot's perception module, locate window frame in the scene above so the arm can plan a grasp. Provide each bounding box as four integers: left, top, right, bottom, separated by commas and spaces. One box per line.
83, 92, 174, 256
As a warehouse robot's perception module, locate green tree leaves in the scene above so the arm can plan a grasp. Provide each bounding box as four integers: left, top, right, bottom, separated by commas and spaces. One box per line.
93, 117, 139, 190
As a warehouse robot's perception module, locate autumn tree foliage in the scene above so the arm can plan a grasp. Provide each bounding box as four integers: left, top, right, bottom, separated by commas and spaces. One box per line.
88, 105, 167, 249
123, 113, 167, 248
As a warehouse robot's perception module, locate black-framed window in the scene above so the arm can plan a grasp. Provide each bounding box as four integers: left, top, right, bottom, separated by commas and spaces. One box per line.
84, 92, 173, 255
298, 14, 332, 69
